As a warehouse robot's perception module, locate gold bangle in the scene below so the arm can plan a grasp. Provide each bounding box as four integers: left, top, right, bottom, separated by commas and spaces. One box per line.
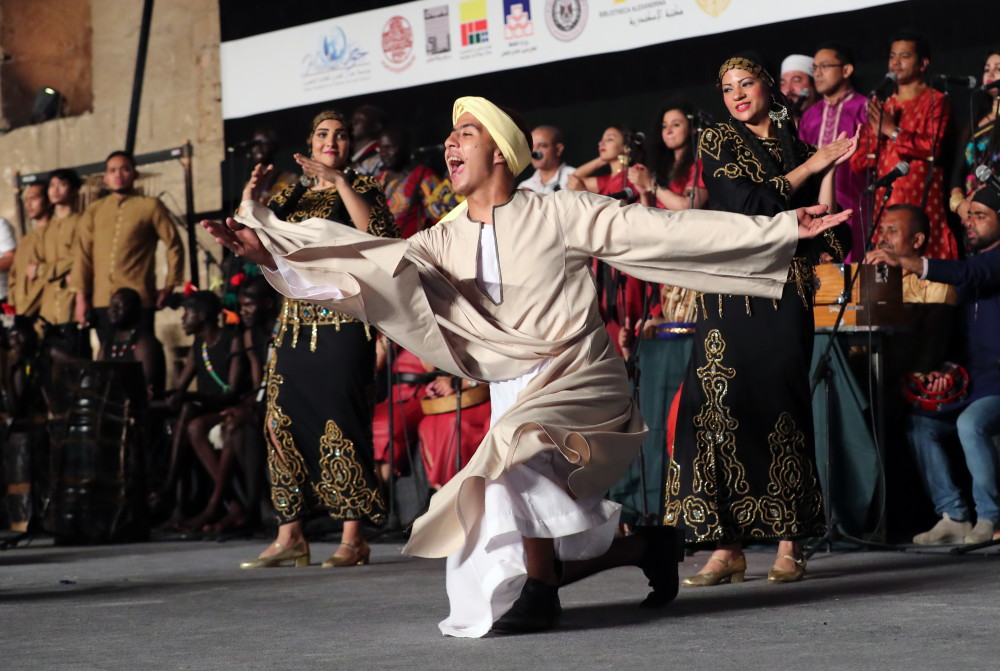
949, 192, 965, 213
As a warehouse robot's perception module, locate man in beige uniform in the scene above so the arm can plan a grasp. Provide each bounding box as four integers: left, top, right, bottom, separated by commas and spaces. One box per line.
31, 170, 80, 327
203, 97, 850, 636
71, 151, 184, 344
9, 184, 50, 317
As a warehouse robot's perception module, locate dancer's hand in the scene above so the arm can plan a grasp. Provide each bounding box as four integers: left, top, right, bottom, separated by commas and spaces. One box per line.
833, 128, 860, 167
794, 205, 851, 239
242, 163, 275, 203
294, 153, 349, 189
200, 217, 276, 269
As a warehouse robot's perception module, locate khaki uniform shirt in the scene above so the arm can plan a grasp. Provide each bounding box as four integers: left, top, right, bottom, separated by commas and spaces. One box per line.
33, 212, 80, 325
9, 225, 45, 316
70, 193, 184, 308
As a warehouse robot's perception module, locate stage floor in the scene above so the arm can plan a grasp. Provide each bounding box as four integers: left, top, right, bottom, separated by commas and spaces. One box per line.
2, 537, 999, 669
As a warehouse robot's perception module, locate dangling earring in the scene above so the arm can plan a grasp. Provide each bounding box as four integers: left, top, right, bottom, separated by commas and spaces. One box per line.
768, 98, 789, 128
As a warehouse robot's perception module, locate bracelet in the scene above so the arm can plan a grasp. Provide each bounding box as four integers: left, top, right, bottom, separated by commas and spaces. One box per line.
949, 192, 965, 213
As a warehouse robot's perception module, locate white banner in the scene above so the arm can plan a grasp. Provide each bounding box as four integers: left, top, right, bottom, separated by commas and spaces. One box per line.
221, 0, 902, 120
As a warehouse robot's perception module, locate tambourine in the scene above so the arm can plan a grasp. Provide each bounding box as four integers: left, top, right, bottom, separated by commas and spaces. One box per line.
903, 364, 970, 412
419, 383, 490, 416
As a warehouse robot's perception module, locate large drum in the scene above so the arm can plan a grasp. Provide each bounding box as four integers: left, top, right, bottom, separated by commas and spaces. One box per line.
45, 361, 149, 543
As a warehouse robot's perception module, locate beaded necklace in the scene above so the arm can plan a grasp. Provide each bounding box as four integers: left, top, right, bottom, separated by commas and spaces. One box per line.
200, 340, 231, 393
109, 329, 138, 359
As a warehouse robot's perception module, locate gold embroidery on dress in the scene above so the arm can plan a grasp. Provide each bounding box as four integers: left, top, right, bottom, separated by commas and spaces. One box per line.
264, 362, 309, 522
673, 329, 747, 541
823, 229, 846, 263
316, 420, 387, 524
762, 411, 823, 538
276, 297, 369, 353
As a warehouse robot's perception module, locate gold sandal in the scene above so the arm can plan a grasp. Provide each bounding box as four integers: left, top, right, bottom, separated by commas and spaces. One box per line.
322, 539, 371, 568
682, 554, 746, 587
767, 554, 806, 583
239, 541, 310, 569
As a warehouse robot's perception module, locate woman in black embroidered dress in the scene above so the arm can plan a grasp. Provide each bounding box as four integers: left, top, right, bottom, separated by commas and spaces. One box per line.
240, 111, 399, 569
665, 54, 856, 585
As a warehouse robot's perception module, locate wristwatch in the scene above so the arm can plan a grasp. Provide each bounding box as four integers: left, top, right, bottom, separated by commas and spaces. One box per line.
889, 128, 900, 142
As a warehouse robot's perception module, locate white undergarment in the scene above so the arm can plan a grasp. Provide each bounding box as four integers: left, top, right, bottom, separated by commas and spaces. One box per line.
274, 226, 621, 638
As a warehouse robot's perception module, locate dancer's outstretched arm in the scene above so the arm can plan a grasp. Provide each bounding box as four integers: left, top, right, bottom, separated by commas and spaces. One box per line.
201, 216, 276, 269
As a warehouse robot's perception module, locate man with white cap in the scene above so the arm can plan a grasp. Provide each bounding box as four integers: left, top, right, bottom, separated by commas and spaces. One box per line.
202, 96, 849, 637
781, 53, 819, 121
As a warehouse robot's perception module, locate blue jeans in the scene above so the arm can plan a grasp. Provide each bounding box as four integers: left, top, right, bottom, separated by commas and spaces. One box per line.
907, 395, 1000, 524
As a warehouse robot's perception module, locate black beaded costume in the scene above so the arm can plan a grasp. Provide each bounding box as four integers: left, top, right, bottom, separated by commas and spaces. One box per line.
664, 121, 850, 544
265, 177, 398, 525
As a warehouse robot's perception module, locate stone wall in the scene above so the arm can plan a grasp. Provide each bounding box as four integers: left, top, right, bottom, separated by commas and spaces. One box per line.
0, 0, 226, 382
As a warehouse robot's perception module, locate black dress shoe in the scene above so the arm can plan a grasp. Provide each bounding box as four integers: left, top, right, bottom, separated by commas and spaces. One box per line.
634, 525, 684, 608
491, 578, 561, 634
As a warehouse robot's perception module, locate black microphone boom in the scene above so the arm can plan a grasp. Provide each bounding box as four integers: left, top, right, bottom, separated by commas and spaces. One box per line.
868, 161, 910, 192
934, 74, 977, 89
871, 72, 898, 101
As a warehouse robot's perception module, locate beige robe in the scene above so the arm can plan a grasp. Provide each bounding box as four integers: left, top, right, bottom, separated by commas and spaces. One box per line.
237, 189, 799, 558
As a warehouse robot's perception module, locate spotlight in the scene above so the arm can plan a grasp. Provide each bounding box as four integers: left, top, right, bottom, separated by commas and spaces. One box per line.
32, 87, 63, 123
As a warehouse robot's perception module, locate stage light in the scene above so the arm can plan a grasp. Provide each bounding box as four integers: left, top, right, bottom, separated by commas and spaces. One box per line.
32, 87, 64, 123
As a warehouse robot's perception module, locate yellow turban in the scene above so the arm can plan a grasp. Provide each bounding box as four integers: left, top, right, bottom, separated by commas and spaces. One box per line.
438, 96, 531, 223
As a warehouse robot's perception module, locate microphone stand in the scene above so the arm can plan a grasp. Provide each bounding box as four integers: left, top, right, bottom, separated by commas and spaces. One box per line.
805, 181, 901, 558
385, 341, 397, 528
452, 376, 464, 475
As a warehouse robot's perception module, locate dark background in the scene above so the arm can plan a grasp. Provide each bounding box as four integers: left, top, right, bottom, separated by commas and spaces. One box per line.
219, 0, 998, 205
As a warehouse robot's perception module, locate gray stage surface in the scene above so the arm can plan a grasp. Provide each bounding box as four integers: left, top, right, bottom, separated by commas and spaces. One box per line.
2, 539, 999, 670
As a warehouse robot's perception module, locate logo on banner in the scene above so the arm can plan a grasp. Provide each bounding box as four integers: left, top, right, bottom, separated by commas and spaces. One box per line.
695, 0, 731, 18
302, 26, 369, 76
425, 5, 451, 55
381, 16, 415, 71
504, 1, 534, 40
545, 0, 588, 41
460, 0, 489, 46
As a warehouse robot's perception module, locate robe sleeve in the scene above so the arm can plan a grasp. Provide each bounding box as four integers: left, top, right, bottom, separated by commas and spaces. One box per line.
549, 190, 799, 299
235, 200, 483, 380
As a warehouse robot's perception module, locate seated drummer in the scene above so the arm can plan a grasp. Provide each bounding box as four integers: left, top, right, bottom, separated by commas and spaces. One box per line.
868, 189, 1000, 546
97, 287, 166, 399
418, 371, 491, 491
616, 283, 698, 360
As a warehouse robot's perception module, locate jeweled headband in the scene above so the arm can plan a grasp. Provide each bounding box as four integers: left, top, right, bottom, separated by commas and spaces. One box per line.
717, 56, 774, 88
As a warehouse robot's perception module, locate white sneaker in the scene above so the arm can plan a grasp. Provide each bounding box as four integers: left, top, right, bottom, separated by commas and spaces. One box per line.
964, 519, 995, 544
913, 513, 972, 545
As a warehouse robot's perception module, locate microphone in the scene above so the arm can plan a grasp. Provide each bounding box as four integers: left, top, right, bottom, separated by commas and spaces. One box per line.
975, 165, 1000, 195
870, 72, 898, 102
605, 187, 636, 202
868, 161, 910, 191
982, 80, 1000, 93
531, 150, 543, 160
412, 143, 444, 154
791, 88, 811, 112
934, 74, 977, 89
